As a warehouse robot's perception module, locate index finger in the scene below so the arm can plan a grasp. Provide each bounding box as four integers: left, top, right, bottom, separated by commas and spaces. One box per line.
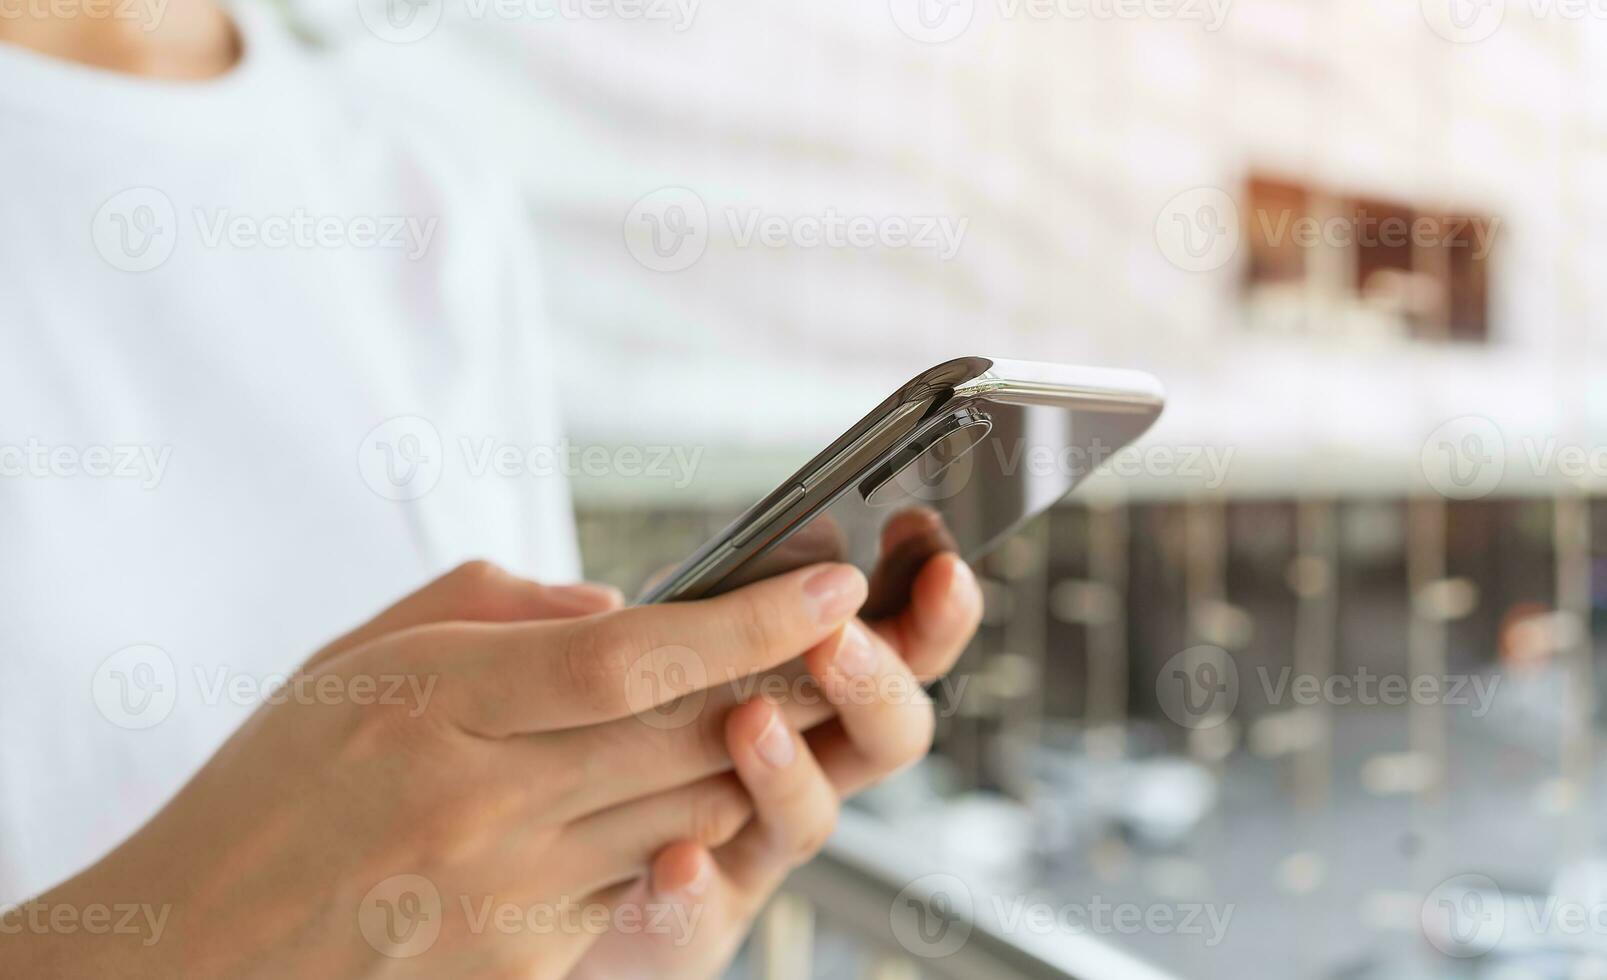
436, 561, 868, 737
870, 550, 981, 679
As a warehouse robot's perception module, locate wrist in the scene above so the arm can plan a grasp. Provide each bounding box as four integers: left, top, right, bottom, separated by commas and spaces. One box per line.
2, 881, 177, 979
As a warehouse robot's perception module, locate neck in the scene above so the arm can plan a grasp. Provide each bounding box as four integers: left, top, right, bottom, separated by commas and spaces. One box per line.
0, 0, 240, 79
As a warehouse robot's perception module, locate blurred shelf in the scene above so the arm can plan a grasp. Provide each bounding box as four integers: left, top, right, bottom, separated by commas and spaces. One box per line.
566, 441, 1607, 509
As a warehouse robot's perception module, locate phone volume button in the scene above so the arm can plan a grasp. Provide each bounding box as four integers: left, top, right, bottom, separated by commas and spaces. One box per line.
731, 485, 806, 549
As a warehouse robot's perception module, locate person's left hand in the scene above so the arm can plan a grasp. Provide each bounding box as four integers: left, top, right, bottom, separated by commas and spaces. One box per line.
566, 552, 983, 980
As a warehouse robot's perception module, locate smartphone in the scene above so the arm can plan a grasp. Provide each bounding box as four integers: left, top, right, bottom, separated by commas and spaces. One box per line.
640, 356, 1164, 617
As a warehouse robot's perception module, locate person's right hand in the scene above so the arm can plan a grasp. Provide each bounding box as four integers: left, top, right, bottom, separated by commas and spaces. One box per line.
13, 559, 868, 980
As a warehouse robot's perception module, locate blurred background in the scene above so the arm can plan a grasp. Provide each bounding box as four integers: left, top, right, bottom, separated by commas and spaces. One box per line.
284, 0, 1607, 975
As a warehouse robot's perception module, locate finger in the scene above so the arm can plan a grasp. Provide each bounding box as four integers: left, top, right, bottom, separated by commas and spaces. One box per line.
309, 560, 623, 669
612, 715, 912, 953
549, 774, 753, 896
643, 843, 726, 953
861, 506, 956, 619
715, 698, 840, 893
650, 839, 716, 898
442, 562, 866, 736
803, 718, 923, 798
605, 555, 976, 770
539, 650, 838, 820
869, 551, 982, 680
565, 846, 723, 980
533, 880, 635, 980
545, 624, 940, 901
804, 620, 936, 775
538, 587, 949, 821
501, 879, 634, 980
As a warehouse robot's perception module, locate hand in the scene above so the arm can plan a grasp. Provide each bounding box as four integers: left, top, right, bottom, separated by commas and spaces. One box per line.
8, 559, 870, 980
568, 552, 983, 980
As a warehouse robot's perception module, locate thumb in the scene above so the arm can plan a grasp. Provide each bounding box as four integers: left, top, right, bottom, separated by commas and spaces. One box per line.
307, 560, 623, 669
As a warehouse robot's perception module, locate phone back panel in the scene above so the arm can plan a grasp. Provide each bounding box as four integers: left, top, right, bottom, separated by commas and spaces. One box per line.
642, 356, 1164, 616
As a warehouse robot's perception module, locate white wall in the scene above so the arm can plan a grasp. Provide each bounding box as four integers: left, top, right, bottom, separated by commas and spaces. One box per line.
290, 0, 1607, 499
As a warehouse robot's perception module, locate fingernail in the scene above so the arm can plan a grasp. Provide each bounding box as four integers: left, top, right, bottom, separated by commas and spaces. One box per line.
753, 708, 796, 768
803, 564, 864, 625
681, 857, 713, 897
949, 559, 978, 605
833, 622, 878, 678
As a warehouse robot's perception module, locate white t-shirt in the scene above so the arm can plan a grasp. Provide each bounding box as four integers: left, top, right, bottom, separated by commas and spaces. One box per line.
0, 7, 580, 903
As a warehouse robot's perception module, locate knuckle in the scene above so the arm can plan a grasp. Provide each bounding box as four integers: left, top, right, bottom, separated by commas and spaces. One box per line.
560, 620, 636, 716
444, 560, 525, 620
406, 785, 511, 870
722, 593, 779, 661
341, 691, 437, 763
447, 559, 503, 591
403, 813, 461, 871
324, 658, 467, 753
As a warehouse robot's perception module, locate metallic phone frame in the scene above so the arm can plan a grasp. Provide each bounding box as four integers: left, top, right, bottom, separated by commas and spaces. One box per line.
639, 355, 1165, 605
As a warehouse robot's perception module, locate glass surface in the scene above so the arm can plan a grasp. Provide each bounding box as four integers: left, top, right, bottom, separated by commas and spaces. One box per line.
688, 381, 1162, 618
